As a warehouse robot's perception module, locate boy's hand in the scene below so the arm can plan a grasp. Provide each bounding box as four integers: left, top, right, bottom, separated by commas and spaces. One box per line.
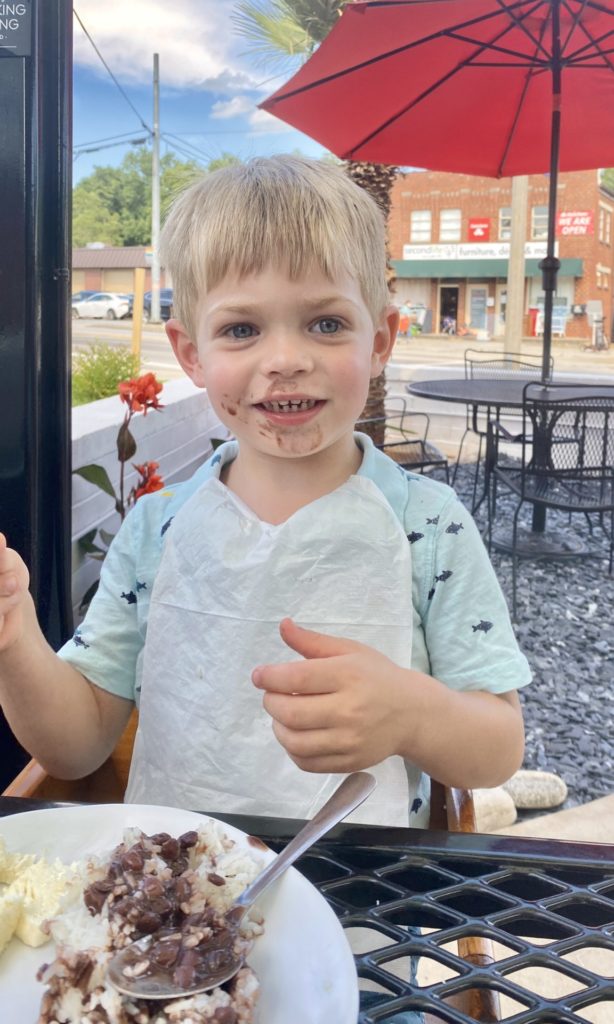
0, 533, 30, 654
251, 618, 414, 773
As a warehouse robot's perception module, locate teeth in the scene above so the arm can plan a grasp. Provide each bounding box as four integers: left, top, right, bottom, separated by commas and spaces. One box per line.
262, 399, 317, 412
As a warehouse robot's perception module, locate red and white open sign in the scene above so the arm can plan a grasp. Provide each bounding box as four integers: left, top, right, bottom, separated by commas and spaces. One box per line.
468, 218, 490, 241
556, 211, 594, 235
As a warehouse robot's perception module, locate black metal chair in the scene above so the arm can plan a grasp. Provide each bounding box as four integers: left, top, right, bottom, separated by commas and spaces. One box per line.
487, 382, 614, 617
357, 396, 449, 481
452, 349, 554, 511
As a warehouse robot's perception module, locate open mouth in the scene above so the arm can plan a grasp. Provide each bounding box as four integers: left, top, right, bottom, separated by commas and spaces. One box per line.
258, 398, 320, 413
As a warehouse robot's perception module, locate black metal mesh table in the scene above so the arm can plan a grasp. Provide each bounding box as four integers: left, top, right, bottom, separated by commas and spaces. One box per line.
2, 798, 614, 1022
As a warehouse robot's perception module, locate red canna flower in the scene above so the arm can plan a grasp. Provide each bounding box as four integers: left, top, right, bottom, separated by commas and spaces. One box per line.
118, 373, 164, 415
133, 461, 165, 500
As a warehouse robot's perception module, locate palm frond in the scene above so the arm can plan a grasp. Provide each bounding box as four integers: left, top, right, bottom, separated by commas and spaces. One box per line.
232, 0, 313, 65
281, 0, 346, 43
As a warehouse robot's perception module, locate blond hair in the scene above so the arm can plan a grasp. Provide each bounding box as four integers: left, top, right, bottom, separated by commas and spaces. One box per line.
160, 154, 389, 337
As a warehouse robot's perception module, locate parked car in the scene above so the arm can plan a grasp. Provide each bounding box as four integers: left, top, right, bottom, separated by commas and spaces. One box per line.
71, 290, 97, 304
72, 292, 131, 320
143, 288, 173, 321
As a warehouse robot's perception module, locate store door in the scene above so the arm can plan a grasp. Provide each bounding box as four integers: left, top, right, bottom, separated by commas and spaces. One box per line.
439, 285, 459, 333
467, 285, 488, 334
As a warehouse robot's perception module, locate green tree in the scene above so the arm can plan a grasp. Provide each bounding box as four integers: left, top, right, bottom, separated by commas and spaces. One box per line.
232, 0, 396, 433
73, 149, 203, 247
601, 168, 614, 196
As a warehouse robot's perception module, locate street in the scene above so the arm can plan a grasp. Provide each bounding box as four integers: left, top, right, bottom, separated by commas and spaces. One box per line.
72, 318, 184, 379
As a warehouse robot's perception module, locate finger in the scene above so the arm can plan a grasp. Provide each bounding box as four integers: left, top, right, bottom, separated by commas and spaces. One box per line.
0, 573, 17, 597
262, 691, 337, 731
252, 659, 338, 695
271, 722, 360, 773
279, 618, 361, 660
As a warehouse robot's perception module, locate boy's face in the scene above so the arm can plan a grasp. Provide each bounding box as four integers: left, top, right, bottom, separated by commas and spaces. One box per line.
166, 265, 398, 466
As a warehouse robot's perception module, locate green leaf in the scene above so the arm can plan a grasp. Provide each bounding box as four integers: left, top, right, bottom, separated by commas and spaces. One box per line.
78, 529, 108, 557
74, 464, 117, 500
98, 528, 116, 548
117, 422, 137, 462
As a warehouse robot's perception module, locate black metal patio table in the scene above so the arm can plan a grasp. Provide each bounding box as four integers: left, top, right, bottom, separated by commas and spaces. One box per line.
2, 796, 614, 1023
407, 378, 614, 558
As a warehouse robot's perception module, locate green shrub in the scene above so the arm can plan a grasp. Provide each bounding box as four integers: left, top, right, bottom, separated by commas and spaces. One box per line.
72, 344, 141, 406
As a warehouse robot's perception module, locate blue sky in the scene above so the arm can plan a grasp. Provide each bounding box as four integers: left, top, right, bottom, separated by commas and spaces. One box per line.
73, 0, 327, 184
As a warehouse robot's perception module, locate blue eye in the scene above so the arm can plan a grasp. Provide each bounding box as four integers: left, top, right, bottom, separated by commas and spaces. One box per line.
226, 324, 255, 340
314, 318, 342, 334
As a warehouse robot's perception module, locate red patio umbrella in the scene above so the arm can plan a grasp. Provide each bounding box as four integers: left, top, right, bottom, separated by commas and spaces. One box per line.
261, 0, 614, 383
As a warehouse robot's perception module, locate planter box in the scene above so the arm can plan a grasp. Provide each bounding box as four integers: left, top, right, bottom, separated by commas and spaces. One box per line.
71, 380, 227, 620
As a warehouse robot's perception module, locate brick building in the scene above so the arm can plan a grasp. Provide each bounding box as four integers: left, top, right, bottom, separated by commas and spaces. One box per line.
72, 245, 169, 294
389, 169, 614, 343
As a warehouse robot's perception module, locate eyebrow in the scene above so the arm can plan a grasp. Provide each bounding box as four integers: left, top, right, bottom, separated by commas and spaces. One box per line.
209, 295, 360, 317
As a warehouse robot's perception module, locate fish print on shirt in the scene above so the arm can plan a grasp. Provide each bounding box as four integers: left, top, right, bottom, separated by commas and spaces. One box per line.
72, 628, 90, 649
135, 580, 147, 592
410, 797, 423, 815
211, 453, 222, 466
121, 590, 137, 605
427, 569, 453, 601
472, 620, 493, 634
161, 516, 174, 537
407, 531, 424, 544
446, 521, 464, 535
426, 516, 439, 526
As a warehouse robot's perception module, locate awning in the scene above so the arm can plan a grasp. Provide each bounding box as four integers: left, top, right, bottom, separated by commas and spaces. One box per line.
392, 258, 583, 279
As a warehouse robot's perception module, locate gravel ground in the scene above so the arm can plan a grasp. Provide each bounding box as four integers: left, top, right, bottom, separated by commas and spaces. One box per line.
451, 461, 614, 811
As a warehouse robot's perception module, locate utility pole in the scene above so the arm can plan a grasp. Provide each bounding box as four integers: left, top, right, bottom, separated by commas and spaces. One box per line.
504, 176, 529, 356
150, 52, 161, 323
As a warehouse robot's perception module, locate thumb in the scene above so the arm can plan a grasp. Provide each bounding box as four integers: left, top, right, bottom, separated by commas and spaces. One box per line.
279, 618, 359, 660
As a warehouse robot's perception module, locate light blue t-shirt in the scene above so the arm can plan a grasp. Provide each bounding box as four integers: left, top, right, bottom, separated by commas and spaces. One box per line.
60, 433, 531, 706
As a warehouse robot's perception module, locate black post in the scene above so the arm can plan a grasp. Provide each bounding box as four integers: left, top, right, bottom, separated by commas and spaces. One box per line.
0, 1, 73, 786
538, 0, 561, 386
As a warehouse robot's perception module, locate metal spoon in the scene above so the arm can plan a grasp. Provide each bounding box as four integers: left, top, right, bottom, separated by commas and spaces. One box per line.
107, 771, 376, 1000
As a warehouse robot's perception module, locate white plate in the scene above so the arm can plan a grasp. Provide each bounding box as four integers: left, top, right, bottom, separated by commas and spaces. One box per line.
0, 804, 358, 1024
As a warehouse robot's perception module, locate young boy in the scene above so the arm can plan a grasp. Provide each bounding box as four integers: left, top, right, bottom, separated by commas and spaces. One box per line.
0, 155, 530, 828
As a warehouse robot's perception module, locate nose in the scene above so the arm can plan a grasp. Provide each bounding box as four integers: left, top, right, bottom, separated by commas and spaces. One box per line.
260, 330, 314, 376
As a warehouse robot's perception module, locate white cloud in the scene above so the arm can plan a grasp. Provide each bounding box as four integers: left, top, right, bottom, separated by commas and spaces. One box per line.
73, 0, 260, 91
211, 95, 255, 119
248, 107, 292, 134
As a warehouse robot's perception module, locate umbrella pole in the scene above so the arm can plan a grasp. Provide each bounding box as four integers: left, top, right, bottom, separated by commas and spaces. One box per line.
539, 0, 562, 385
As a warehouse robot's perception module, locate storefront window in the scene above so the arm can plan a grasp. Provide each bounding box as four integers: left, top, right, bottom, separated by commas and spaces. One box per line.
410, 209, 431, 242
499, 207, 512, 240
531, 205, 549, 240
439, 208, 461, 242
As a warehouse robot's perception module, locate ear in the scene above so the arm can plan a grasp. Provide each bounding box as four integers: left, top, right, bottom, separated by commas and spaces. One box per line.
370, 304, 399, 378
165, 318, 207, 388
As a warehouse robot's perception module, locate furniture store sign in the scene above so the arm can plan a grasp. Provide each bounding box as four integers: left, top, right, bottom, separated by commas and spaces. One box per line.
402, 241, 551, 260
0, 2, 30, 57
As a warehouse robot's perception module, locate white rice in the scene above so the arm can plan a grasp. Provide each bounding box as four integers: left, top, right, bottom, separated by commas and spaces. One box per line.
37, 820, 264, 1024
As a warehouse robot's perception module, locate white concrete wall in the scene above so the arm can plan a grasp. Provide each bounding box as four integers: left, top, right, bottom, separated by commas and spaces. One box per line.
71, 380, 228, 620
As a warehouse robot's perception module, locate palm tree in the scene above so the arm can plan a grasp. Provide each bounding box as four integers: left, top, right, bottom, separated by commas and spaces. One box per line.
233, 0, 398, 441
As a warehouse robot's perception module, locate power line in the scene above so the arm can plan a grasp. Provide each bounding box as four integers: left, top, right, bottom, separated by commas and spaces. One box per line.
73, 7, 152, 136
162, 132, 217, 164
161, 135, 210, 167
73, 137, 148, 160
74, 130, 148, 150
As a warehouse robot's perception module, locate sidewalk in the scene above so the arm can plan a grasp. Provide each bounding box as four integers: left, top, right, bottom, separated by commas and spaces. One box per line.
496, 792, 614, 844
391, 331, 614, 375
